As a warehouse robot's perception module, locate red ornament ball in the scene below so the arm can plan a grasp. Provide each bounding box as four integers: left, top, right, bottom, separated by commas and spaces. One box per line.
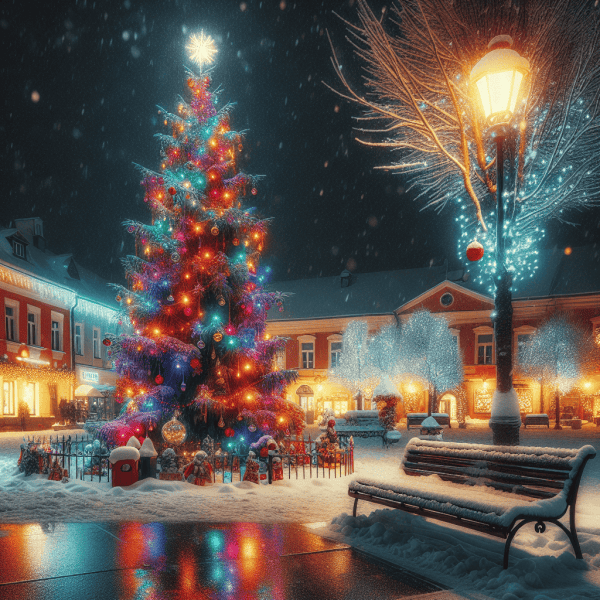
267, 441, 277, 451
328, 419, 336, 428
155, 374, 164, 385
466, 240, 485, 262
183, 307, 193, 317
232, 238, 240, 246
102, 338, 112, 347
224, 428, 235, 438
251, 188, 258, 195
190, 358, 200, 369
168, 187, 177, 196
259, 447, 269, 458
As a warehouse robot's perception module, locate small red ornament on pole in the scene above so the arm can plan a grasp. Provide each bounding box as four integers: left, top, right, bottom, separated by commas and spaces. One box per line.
102, 338, 112, 347
224, 428, 235, 438
466, 240, 484, 262
168, 187, 177, 196
155, 374, 164, 385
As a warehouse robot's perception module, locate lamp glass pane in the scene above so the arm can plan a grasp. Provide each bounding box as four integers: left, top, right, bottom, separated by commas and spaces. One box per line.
488, 70, 515, 116
509, 71, 524, 113
476, 78, 492, 118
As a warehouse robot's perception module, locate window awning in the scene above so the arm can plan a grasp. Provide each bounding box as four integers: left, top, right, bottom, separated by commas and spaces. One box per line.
74, 384, 115, 397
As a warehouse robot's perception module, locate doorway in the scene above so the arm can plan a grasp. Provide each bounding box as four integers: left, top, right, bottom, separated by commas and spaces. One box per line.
438, 393, 457, 420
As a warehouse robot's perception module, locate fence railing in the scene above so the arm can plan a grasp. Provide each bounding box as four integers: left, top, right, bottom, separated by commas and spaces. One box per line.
22, 434, 354, 485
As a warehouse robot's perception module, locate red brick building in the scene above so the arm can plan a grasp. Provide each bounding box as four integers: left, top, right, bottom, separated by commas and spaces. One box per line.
266, 248, 600, 425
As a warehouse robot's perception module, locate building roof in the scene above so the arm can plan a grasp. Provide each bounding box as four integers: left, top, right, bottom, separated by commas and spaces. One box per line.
0, 227, 116, 309
267, 246, 600, 322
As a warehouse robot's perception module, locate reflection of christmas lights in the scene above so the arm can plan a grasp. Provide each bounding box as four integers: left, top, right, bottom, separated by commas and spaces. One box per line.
16, 356, 50, 366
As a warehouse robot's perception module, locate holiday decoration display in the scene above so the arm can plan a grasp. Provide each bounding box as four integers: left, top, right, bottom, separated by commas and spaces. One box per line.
158, 447, 183, 480
162, 416, 187, 445
96, 56, 303, 451
242, 451, 260, 484
466, 240, 484, 262
372, 376, 401, 430
183, 450, 213, 486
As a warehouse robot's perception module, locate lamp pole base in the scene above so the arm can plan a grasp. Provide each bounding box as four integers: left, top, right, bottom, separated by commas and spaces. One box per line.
489, 419, 520, 446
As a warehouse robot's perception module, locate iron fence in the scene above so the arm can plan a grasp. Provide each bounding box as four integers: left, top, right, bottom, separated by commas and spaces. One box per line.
21, 434, 354, 485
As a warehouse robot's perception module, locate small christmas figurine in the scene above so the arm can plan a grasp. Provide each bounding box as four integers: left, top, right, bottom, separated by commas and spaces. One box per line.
242, 451, 260, 484
48, 457, 64, 481
183, 451, 213, 486
158, 447, 183, 480
272, 456, 283, 481
324, 419, 339, 446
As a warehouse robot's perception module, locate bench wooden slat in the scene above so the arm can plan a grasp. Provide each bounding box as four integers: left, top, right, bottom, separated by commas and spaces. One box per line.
405, 449, 573, 472
404, 453, 570, 482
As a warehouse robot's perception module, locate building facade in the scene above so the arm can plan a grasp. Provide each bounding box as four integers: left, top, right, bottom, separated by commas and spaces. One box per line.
266, 249, 600, 425
0, 218, 122, 430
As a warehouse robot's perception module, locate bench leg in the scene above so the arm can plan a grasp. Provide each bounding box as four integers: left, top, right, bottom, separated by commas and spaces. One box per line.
505, 518, 582, 569
353, 497, 359, 518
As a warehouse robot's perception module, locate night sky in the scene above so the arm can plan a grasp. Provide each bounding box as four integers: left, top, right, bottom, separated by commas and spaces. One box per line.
2, 0, 600, 287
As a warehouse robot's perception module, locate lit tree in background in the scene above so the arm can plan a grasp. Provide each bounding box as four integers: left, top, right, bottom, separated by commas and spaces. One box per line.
328, 321, 377, 410
517, 314, 597, 429
97, 35, 302, 446
330, 0, 600, 443
398, 311, 463, 417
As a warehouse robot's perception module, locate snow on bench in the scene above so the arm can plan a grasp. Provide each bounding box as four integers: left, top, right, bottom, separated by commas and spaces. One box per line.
406, 412, 451, 429
333, 411, 402, 449
523, 414, 550, 428
349, 438, 596, 568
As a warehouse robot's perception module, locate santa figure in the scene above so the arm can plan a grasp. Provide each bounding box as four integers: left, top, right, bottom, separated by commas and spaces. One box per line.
243, 451, 260, 484
272, 456, 284, 481
183, 451, 213, 486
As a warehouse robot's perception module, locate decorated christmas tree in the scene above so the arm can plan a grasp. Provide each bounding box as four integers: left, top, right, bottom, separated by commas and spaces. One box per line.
98, 35, 302, 447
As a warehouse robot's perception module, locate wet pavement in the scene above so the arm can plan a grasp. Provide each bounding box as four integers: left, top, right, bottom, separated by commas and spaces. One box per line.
0, 522, 449, 600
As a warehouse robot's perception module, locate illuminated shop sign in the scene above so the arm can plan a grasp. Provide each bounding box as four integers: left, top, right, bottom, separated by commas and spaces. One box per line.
81, 370, 99, 383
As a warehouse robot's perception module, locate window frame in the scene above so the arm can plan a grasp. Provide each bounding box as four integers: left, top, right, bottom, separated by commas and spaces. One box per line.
2, 380, 16, 416
327, 334, 343, 369
93, 327, 101, 359
514, 325, 536, 363
74, 322, 84, 356
4, 299, 19, 342
26, 305, 41, 347
274, 347, 285, 371
51, 311, 64, 352
13, 241, 25, 259
298, 335, 316, 370
22, 381, 38, 416
473, 325, 494, 365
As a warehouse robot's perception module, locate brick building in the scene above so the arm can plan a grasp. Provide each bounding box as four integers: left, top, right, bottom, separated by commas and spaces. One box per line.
0, 218, 122, 430
266, 247, 600, 425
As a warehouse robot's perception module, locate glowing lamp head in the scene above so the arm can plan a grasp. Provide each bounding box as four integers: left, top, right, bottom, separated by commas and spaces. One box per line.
470, 35, 529, 125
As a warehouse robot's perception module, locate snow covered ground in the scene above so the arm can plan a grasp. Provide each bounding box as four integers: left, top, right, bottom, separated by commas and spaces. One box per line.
1, 424, 599, 600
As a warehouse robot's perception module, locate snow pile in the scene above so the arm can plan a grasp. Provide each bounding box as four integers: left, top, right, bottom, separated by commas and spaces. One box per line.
126, 436, 141, 449
373, 376, 400, 398
109, 446, 140, 464
139, 438, 158, 458
490, 388, 522, 420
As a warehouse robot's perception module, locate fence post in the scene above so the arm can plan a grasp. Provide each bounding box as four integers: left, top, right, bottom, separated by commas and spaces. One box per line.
268, 454, 273, 484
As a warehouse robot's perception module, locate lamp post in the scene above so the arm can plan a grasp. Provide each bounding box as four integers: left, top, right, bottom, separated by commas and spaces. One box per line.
471, 35, 530, 445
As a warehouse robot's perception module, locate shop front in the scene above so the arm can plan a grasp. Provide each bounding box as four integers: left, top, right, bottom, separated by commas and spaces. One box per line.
75, 366, 117, 422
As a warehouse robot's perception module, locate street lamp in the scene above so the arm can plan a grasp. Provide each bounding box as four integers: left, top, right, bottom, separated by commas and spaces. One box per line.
471, 35, 530, 445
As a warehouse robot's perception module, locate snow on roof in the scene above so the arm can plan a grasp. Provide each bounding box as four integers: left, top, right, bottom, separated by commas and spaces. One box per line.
265, 247, 600, 322
109, 446, 140, 463
126, 436, 141, 449
139, 437, 158, 458
421, 416, 441, 428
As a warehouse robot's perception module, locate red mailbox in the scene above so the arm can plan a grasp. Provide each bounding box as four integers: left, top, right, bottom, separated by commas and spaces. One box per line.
109, 446, 140, 487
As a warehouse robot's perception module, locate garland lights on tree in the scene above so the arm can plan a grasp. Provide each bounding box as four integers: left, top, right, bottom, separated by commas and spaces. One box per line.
98, 33, 302, 446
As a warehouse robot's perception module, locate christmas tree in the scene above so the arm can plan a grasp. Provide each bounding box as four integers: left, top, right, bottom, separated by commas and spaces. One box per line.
98, 39, 302, 447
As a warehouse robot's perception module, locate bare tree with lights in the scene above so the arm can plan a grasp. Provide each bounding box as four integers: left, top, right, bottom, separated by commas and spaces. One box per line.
398, 311, 463, 417
329, 0, 600, 444
517, 314, 597, 429
328, 320, 377, 410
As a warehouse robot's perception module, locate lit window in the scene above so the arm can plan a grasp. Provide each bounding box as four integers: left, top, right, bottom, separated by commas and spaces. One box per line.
274, 347, 285, 370
3, 381, 16, 416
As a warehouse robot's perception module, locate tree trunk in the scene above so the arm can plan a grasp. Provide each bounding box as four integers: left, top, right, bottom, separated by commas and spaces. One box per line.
540, 380, 544, 414
554, 389, 562, 430
428, 386, 437, 417
356, 392, 363, 411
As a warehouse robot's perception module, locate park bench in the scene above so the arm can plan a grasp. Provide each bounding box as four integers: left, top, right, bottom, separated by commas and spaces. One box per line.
406, 413, 451, 429
523, 414, 550, 428
348, 438, 595, 568
332, 411, 402, 449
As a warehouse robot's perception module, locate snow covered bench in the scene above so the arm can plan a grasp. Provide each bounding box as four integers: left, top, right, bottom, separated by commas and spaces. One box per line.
334, 411, 402, 449
349, 438, 596, 568
523, 414, 550, 428
406, 413, 451, 429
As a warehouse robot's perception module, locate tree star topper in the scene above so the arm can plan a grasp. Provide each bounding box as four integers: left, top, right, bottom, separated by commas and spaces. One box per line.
187, 31, 217, 67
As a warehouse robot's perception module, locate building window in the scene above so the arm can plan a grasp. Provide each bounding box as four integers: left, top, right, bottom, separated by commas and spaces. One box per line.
3, 381, 16, 416
330, 342, 342, 368
93, 328, 101, 358
22, 382, 37, 416
474, 326, 494, 365
440, 292, 454, 307
5, 304, 17, 342
13, 241, 25, 259
26, 306, 41, 347
514, 325, 536, 363
75, 323, 83, 355
51, 321, 60, 351
301, 342, 314, 369
274, 347, 285, 370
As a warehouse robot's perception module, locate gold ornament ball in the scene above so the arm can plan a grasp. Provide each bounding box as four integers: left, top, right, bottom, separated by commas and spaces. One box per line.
161, 417, 187, 445
213, 332, 223, 342
211, 226, 219, 236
